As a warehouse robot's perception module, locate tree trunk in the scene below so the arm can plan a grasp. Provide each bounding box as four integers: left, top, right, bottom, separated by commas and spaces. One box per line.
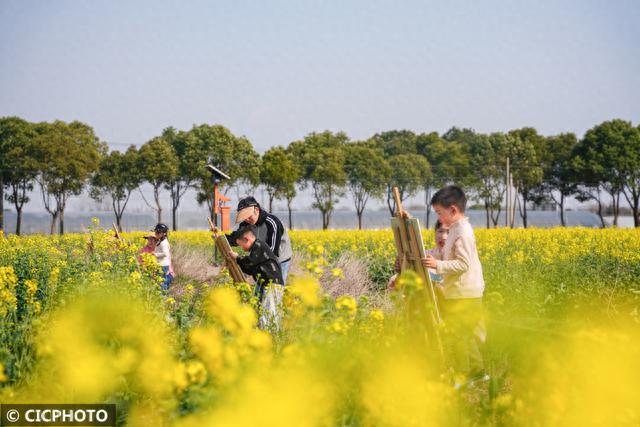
424, 186, 432, 229
287, 198, 293, 230
622, 187, 640, 228
172, 204, 177, 231
116, 213, 123, 232
357, 210, 363, 230
613, 192, 620, 227
321, 208, 332, 230
154, 186, 162, 223
171, 182, 180, 231
206, 194, 214, 224
15, 206, 22, 235
386, 186, 395, 217
596, 198, 605, 228
325, 187, 333, 230
559, 194, 566, 227
49, 209, 60, 235
59, 208, 65, 235
269, 194, 274, 214
484, 200, 490, 229
490, 206, 502, 227
112, 198, 122, 232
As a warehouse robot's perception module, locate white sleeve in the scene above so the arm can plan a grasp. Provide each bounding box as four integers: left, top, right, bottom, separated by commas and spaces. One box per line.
154, 240, 171, 265
435, 237, 470, 274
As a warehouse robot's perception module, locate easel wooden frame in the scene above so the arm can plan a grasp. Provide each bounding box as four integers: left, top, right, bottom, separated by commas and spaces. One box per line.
112, 223, 124, 243
390, 187, 444, 361
208, 217, 246, 283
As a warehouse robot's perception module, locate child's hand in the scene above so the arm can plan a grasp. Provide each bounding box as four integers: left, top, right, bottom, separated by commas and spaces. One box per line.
229, 251, 239, 260
387, 274, 398, 291
422, 254, 438, 269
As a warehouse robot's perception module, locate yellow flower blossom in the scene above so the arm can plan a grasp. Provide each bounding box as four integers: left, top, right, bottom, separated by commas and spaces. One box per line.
335, 295, 357, 317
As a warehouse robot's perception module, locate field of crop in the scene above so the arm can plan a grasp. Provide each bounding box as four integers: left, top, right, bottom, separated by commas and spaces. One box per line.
1, 223, 639, 426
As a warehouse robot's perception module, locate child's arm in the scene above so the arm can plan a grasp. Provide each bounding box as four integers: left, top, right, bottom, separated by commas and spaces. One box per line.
434, 237, 471, 274
235, 255, 256, 276
154, 240, 170, 264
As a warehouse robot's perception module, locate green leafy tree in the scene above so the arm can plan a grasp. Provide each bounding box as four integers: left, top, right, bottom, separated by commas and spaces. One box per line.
572, 152, 607, 228
90, 146, 142, 231
289, 131, 348, 230
163, 127, 201, 231
539, 133, 579, 226
138, 137, 178, 223
386, 154, 432, 216
622, 125, 640, 227
260, 146, 300, 218
283, 145, 304, 229
508, 127, 545, 228
467, 133, 509, 228
0, 117, 38, 235
188, 124, 260, 220
576, 120, 637, 227
33, 121, 106, 234
344, 142, 391, 229
418, 130, 470, 228
370, 130, 418, 157
370, 130, 433, 218
442, 127, 479, 146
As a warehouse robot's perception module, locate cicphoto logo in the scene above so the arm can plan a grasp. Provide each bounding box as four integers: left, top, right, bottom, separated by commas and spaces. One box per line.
0, 404, 116, 426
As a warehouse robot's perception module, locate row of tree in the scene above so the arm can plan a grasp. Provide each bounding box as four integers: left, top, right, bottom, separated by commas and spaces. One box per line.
1, 117, 639, 234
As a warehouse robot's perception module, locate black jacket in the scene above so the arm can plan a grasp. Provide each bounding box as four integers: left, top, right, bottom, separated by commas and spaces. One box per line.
236, 239, 284, 294
227, 209, 292, 262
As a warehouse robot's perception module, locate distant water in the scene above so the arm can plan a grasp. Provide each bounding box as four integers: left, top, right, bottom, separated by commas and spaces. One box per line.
1, 208, 616, 235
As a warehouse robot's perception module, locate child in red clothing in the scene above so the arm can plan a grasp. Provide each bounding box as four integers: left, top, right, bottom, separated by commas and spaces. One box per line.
138, 235, 157, 263
138, 234, 175, 282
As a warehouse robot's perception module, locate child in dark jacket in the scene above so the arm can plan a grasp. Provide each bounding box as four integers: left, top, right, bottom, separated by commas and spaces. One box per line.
229, 224, 283, 301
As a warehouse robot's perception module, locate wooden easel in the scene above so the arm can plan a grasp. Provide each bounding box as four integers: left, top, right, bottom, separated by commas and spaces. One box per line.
390, 187, 444, 362
112, 223, 124, 244
208, 217, 246, 283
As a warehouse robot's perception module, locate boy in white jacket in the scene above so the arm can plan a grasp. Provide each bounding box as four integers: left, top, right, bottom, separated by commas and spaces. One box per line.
423, 186, 486, 378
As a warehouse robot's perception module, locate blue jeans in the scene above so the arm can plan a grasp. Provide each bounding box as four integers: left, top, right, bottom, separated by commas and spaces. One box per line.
280, 259, 290, 285
161, 265, 174, 290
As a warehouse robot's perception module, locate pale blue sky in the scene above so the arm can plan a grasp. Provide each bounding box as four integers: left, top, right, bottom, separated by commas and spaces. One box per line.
1, 0, 639, 154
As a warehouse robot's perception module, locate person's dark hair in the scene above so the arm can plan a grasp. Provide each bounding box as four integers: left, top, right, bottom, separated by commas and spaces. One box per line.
236, 223, 257, 240
431, 186, 467, 212
434, 220, 443, 230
